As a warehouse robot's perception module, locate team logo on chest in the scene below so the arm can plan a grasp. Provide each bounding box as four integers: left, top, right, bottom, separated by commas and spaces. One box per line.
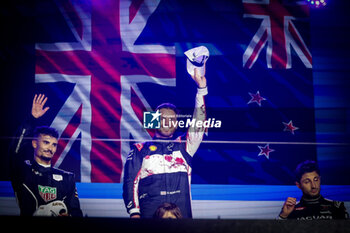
38, 185, 57, 202
149, 145, 157, 152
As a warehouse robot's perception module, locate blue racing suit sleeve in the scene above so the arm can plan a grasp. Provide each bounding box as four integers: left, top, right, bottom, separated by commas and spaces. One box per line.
122, 143, 144, 216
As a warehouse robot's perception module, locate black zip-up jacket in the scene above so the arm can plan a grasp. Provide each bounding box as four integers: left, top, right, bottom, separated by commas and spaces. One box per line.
9, 116, 83, 217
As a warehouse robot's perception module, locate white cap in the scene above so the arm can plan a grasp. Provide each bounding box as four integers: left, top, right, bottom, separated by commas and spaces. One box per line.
184, 46, 209, 77
33, 200, 68, 216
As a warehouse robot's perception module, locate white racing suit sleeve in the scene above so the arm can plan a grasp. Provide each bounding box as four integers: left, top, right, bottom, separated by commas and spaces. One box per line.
186, 87, 208, 156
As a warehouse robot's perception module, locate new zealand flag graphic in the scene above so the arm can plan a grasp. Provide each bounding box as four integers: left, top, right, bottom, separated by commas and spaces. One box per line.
32, 0, 316, 184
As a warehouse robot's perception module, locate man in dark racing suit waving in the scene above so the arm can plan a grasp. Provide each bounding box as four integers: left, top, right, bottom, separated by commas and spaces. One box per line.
123, 65, 208, 218
10, 94, 83, 217
278, 160, 348, 220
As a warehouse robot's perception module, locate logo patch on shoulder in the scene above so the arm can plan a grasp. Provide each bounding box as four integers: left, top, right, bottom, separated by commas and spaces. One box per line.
53, 174, 63, 181
334, 201, 342, 208
135, 143, 144, 151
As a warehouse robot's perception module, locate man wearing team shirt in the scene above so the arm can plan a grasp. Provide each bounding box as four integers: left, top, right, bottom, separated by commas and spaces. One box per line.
279, 160, 348, 220
10, 94, 83, 217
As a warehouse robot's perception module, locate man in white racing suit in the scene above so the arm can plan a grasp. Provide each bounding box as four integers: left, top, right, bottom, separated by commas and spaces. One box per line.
123, 67, 207, 218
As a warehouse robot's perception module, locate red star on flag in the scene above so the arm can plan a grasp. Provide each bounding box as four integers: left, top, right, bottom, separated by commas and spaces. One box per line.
283, 120, 299, 135
258, 144, 274, 159
248, 91, 266, 107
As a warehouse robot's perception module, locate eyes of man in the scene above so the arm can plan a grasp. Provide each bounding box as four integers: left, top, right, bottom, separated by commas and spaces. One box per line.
303, 176, 319, 184
42, 139, 57, 147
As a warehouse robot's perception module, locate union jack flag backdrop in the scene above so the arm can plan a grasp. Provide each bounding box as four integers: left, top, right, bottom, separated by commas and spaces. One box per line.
33, 0, 317, 184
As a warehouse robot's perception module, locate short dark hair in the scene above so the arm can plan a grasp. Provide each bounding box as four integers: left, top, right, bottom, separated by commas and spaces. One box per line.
153, 202, 182, 219
33, 126, 59, 139
295, 160, 320, 183
155, 103, 179, 115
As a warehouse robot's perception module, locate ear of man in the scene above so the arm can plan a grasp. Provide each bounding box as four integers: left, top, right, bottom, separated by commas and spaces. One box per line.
32, 140, 38, 149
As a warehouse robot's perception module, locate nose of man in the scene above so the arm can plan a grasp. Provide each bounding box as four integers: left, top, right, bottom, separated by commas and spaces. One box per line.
46, 144, 56, 154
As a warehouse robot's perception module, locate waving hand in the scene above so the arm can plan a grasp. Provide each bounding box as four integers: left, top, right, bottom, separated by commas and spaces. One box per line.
31, 94, 50, 119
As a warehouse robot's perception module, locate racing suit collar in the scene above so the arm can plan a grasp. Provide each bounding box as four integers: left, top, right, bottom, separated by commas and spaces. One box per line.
301, 194, 323, 204
153, 134, 179, 141
33, 160, 52, 172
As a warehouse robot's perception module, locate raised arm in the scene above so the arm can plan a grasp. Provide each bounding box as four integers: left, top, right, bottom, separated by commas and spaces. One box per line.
9, 94, 50, 184
186, 68, 208, 156
11, 94, 50, 155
